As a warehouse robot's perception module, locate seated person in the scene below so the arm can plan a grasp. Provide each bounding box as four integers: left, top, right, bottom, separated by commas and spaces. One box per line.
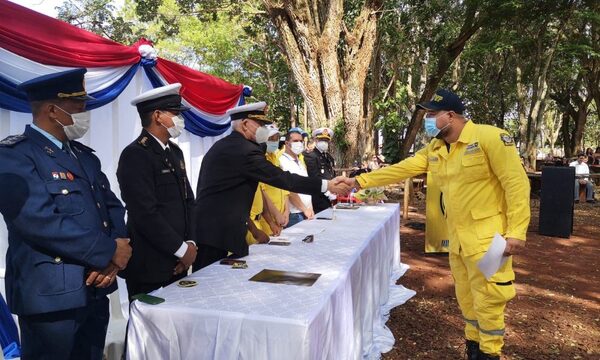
586, 148, 594, 165
594, 147, 600, 165
569, 153, 596, 203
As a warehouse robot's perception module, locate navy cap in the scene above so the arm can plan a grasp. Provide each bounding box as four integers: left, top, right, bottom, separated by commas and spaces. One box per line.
17, 68, 94, 102
417, 89, 465, 114
226, 101, 272, 124
131, 83, 190, 113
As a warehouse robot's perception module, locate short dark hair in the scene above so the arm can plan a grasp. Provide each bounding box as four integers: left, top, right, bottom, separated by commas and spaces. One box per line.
140, 110, 155, 128
30, 100, 46, 117
577, 152, 585, 157
30, 99, 66, 117
286, 131, 303, 141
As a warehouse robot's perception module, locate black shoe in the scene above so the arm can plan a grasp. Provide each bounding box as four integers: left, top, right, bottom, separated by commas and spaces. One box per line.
574, 199, 579, 204
477, 352, 500, 360
466, 340, 479, 360
587, 199, 596, 204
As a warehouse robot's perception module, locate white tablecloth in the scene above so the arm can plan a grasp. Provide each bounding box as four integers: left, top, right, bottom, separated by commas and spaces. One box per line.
127, 203, 415, 359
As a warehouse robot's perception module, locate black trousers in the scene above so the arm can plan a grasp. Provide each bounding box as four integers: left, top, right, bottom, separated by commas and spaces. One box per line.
192, 244, 235, 271
18, 296, 109, 360
125, 273, 186, 302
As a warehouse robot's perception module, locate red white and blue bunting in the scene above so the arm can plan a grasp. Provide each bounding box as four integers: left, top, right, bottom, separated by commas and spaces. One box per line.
0, 0, 250, 137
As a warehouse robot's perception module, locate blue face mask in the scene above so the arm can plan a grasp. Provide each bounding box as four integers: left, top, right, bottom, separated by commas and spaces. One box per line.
424, 116, 440, 138
266, 141, 279, 153
423, 112, 449, 139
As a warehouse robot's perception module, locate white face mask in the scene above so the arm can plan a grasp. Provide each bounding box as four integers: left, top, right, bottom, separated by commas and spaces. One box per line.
316, 140, 329, 152
266, 141, 279, 153
291, 142, 304, 155
161, 112, 185, 139
254, 125, 270, 144
54, 106, 91, 140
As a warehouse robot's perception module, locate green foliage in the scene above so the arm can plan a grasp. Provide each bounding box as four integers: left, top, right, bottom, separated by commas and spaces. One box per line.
333, 118, 349, 154
57, 0, 144, 44
55, 0, 600, 156
373, 83, 411, 163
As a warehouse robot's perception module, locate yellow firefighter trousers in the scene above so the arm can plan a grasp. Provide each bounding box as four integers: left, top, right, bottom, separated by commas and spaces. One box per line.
449, 249, 516, 356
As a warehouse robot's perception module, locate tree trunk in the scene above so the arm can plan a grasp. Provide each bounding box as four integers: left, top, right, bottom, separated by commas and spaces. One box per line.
516, 64, 528, 149
264, 0, 381, 166
561, 111, 572, 158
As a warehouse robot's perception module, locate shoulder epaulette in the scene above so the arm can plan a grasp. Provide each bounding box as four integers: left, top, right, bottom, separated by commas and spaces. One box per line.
138, 136, 149, 148
0, 134, 26, 147
70, 140, 95, 152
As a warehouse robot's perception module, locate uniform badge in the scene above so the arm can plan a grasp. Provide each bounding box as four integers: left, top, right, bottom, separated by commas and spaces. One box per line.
44, 146, 55, 155
52, 172, 60, 180
66, 172, 74, 181
59, 172, 67, 180
465, 142, 481, 154
0, 135, 26, 147
180, 160, 185, 170
500, 133, 514, 146
138, 136, 148, 147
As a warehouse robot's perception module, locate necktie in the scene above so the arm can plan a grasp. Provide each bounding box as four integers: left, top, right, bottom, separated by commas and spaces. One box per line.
63, 142, 77, 159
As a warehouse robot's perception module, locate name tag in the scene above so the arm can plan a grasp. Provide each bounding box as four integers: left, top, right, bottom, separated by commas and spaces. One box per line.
465, 142, 481, 154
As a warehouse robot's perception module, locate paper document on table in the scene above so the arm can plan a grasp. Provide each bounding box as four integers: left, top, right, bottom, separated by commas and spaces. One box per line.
477, 233, 509, 280
249, 269, 321, 286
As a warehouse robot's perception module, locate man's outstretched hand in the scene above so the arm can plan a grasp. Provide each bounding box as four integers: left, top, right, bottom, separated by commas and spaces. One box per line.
327, 176, 358, 195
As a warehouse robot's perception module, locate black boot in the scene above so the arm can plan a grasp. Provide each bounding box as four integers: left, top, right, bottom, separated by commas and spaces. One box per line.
466, 340, 479, 360
477, 352, 500, 360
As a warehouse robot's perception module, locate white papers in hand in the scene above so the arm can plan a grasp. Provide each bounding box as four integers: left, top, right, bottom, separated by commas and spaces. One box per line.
477, 233, 509, 280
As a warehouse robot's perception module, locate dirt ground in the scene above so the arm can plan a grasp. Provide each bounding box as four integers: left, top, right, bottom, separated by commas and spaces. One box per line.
382, 200, 600, 360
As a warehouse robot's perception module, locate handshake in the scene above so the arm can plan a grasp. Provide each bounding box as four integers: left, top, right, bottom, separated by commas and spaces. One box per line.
326, 176, 359, 195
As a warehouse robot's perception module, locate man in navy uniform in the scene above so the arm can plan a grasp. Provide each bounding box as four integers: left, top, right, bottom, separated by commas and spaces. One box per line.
117, 83, 197, 299
0, 69, 132, 359
192, 102, 351, 270
303, 127, 337, 214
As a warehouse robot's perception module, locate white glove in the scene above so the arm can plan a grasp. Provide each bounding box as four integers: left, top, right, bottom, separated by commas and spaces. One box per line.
325, 191, 337, 201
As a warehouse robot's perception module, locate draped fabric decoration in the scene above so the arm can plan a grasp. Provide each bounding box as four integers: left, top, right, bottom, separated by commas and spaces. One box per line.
0, 0, 250, 137
0, 293, 20, 359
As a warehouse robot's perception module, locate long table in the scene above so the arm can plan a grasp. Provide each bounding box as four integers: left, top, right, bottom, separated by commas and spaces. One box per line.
127, 203, 415, 359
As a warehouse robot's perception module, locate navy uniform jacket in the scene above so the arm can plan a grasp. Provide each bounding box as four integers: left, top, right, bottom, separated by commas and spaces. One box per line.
194, 131, 322, 257
304, 149, 336, 214
0, 125, 126, 316
117, 130, 194, 284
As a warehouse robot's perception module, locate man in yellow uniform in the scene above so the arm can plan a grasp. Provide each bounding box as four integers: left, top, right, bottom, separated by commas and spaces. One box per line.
346, 89, 530, 360
246, 125, 286, 243
260, 126, 290, 234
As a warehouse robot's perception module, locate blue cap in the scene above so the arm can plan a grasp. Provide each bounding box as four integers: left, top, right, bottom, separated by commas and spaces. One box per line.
287, 127, 307, 138
417, 89, 465, 114
17, 68, 94, 102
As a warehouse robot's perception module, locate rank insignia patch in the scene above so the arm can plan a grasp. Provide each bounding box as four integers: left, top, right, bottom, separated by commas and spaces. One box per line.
500, 133, 514, 146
